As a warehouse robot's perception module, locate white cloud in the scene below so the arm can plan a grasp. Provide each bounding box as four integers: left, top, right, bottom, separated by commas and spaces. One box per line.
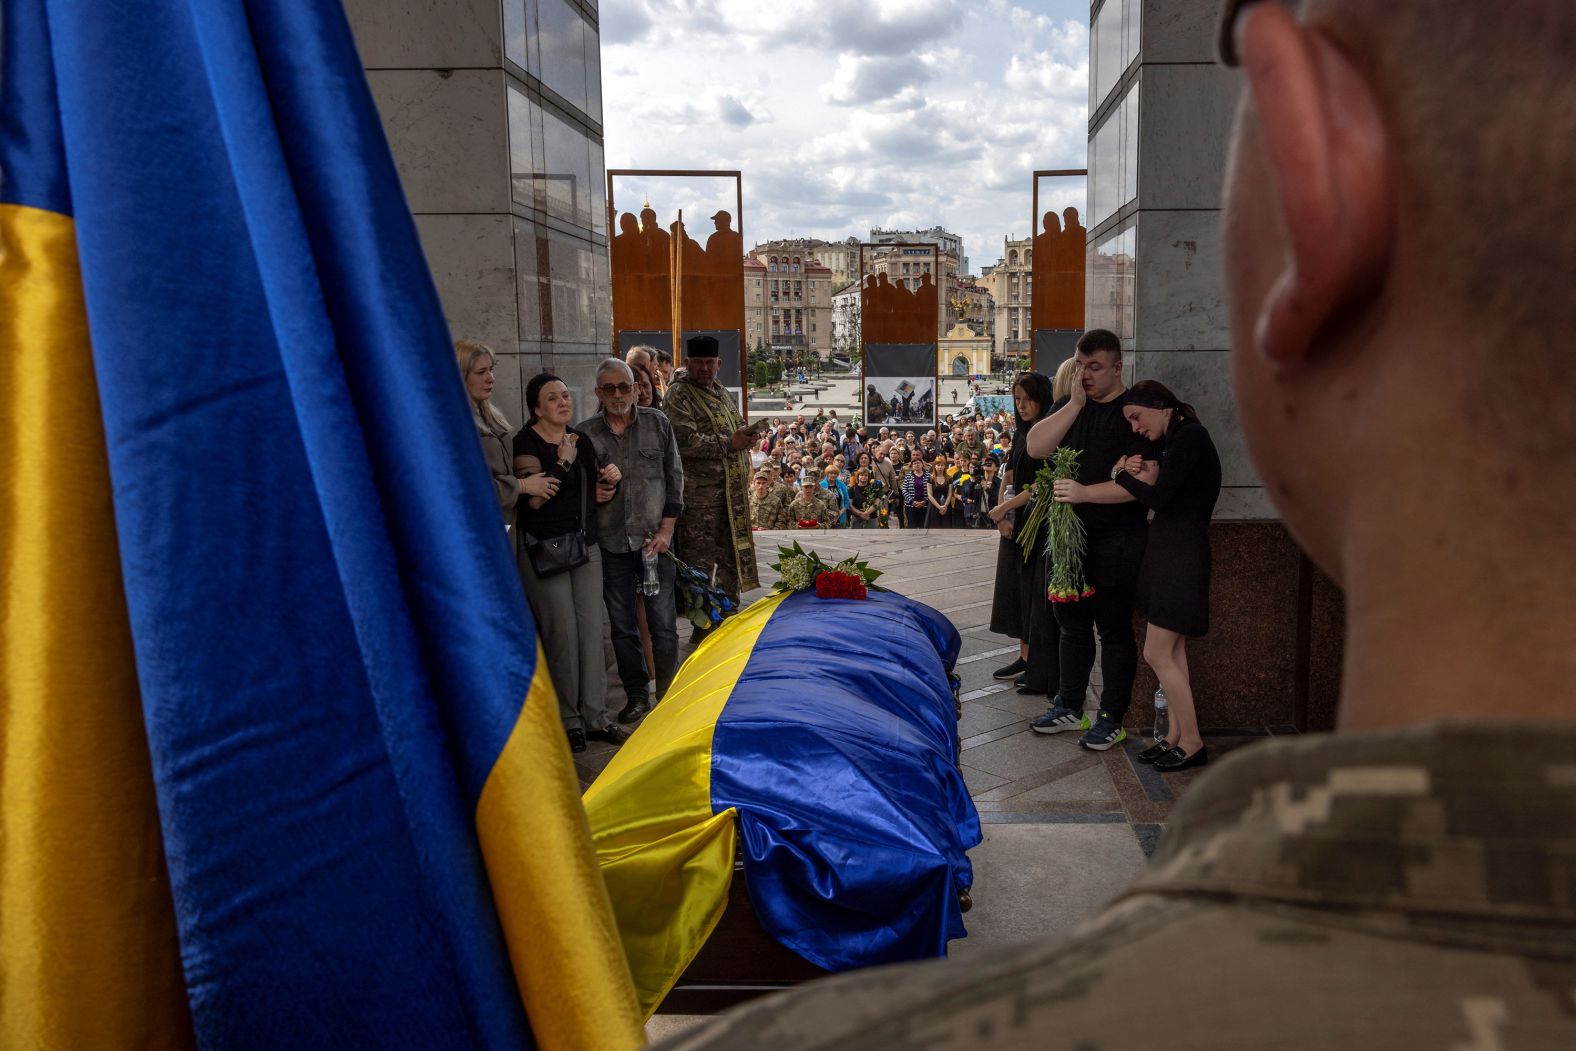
601, 0, 1092, 274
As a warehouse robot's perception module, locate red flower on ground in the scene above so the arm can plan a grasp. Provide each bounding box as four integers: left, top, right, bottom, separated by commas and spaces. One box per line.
815, 570, 868, 600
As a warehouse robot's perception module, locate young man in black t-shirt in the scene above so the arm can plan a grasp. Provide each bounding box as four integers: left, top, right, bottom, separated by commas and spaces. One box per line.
1022, 330, 1154, 750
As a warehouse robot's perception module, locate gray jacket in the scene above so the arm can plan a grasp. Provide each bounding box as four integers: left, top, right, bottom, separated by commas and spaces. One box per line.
577, 406, 683, 554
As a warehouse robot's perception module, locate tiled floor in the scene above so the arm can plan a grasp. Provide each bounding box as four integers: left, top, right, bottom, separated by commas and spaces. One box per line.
581, 528, 1284, 1036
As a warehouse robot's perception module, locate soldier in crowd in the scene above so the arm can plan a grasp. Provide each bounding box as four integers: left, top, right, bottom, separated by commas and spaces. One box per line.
749, 467, 790, 530
663, 335, 760, 636
658, 0, 1576, 1046
783, 478, 835, 529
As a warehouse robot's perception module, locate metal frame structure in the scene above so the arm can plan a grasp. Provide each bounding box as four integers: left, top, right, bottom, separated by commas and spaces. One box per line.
606, 168, 744, 364
1029, 168, 1088, 370
856, 241, 941, 432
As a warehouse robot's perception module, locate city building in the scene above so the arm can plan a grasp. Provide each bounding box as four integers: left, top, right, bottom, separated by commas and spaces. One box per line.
1085, 0, 1342, 731
830, 282, 861, 358
980, 236, 1032, 363
937, 323, 992, 378
745, 240, 836, 360
808, 238, 861, 292
347, 0, 610, 425
869, 225, 968, 277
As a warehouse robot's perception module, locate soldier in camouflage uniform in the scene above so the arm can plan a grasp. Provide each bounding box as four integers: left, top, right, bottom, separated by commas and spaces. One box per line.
782, 478, 835, 529
656, 1, 1576, 1046
663, 336, 760, 624
748, 468, 790, 530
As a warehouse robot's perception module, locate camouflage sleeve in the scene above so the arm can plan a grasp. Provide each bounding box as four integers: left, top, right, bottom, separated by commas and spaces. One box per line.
667, 387, 733, 462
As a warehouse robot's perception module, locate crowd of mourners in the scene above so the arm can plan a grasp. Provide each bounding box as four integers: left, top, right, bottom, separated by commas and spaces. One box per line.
745, 411, 1016, 532
459, 328, 1223, 774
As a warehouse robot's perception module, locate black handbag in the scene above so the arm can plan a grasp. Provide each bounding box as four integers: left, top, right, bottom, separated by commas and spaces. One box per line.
525, 462, 590, 578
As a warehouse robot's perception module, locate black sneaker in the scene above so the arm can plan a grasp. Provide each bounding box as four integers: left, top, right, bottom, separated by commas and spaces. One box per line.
1078, 711, 1128, 752
1030, 705, 1088, 734
992, 658, 1027, 680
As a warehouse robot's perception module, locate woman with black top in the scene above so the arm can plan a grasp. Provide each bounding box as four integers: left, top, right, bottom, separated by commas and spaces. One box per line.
985, 372, 1055, 692
1086, 380, 1221, 771
976, 457, 1002, 528
924, 457, 956, 528
513, 373, 626, 754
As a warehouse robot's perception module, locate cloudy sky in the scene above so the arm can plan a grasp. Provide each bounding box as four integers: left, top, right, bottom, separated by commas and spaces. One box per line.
600, 0, 1090, 276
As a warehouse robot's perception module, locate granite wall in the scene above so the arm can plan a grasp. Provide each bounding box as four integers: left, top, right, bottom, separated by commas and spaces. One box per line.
1100, 0, 1346, 730
344, 0, 611, 426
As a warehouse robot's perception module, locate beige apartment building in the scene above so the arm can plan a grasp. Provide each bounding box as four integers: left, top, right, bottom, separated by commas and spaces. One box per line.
980, 236, 1033, 363
744, 239, 835, 360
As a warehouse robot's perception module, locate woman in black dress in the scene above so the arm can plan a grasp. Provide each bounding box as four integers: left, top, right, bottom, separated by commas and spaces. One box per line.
984, 372, 1054, 688
1112, 380, 1221, 771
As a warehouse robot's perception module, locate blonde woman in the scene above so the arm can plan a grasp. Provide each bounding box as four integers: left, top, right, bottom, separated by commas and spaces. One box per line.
457, 339, 557, 531
1052, 355, 1079, 402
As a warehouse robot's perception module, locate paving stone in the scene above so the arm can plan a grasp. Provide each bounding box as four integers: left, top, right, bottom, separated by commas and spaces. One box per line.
957, 703, 1025, 739
1008, 765, 1120, 803
948, 823, 1148, 960
962, 728, 1083, 780
961, 764, 1011, 795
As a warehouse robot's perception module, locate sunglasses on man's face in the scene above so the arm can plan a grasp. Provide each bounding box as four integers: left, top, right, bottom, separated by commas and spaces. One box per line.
598, 382, 633, 394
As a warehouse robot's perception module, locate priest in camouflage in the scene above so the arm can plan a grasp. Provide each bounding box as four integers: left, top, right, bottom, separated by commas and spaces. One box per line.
664, 335, 760, 622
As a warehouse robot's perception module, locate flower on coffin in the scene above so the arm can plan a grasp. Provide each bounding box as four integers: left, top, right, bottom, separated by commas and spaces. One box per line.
815, 570, 867, 601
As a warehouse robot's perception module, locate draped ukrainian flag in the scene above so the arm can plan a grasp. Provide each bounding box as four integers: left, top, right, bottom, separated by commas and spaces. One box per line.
585, 589, 981, 1018
0, 2, 642, 1048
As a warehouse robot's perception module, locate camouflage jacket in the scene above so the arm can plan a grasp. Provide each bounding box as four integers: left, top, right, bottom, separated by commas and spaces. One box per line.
782, 492, 837, 528
664, 377, 758, 596
749, 487, 791, 530
657, 722, 1576, 1049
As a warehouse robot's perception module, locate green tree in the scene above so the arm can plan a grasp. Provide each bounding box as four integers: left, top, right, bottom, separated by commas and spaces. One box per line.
753, 360, 769, 388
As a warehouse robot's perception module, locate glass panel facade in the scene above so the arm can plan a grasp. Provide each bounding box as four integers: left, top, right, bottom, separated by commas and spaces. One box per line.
1088, 79, 1139, 229
537, 0, 589, 112
1092, 0, 1123, 111
584, 24, 603, 125
501, 0, 608, 374
541, 104, 592, 227
507, 84, 543, 213
545, 227, 596, 342
1086, 220, 1136, 340
514, 217, 544, 342
1091, 0, 1142, 112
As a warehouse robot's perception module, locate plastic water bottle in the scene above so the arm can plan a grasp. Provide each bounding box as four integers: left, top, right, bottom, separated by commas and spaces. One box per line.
1001, 483, 1015, 504
640, 548, 660, 596
1153, 687, 1169, 742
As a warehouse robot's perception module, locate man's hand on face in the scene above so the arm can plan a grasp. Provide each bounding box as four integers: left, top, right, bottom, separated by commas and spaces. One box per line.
1068, 364, 1088, 408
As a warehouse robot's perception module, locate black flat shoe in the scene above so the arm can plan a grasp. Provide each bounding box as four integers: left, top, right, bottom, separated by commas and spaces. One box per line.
1016, 683, 1048, 696
1154, 745, 1209, 772
586, 724, 633, 746
618, 699, 650, 724
567, 728, 587, 754
1135, 741, 1173, 764
992, 658, 1027, 680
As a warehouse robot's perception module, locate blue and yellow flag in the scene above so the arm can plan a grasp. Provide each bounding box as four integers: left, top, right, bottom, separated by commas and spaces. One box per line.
586, 588, 981, 1017
0, 2, 641, 1048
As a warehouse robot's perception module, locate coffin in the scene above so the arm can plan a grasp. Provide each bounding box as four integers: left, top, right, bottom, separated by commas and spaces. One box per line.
584, 588, 980, 1018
